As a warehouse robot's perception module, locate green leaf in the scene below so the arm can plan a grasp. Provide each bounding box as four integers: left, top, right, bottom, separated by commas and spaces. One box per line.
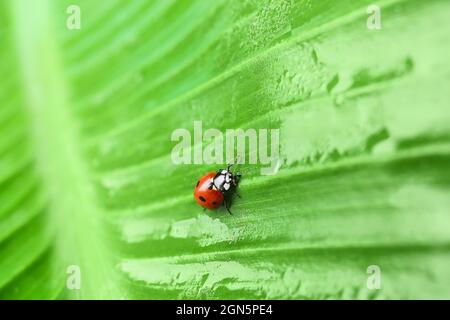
1, 0, 450, 299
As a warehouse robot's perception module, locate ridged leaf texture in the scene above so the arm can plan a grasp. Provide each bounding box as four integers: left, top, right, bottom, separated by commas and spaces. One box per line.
1, 0, 449, 299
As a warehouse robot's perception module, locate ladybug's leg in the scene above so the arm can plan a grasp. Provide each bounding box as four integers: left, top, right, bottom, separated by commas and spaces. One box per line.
231, 175, 241, 198
234, 171, 242, 183
232, 175, 241, 187
224, 199, 233, 215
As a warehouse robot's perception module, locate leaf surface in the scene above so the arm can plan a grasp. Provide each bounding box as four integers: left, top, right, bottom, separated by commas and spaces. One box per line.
1, 0, 450, 299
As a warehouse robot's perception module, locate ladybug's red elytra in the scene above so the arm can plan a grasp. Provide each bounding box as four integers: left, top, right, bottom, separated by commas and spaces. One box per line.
194, 164, 241, 214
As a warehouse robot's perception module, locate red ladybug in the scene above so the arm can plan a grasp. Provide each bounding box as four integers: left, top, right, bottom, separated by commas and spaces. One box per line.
194, 164, 241, 214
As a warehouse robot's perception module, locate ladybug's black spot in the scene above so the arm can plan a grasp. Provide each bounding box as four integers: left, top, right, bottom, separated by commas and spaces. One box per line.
196, 181, 200, 187
199, 196, 206, 202
212, 201, 217, 205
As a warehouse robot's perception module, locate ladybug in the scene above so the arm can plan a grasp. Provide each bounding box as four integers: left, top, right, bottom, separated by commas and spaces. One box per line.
194, 164, 241, 214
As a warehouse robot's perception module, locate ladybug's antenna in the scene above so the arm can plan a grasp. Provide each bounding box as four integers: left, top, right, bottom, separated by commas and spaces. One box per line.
228, 155, 241, 169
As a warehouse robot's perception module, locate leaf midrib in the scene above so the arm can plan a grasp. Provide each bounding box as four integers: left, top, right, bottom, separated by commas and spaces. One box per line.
10, 0, 123, 299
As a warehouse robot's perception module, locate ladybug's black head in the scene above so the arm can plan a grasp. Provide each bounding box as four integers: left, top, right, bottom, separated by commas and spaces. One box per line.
214, 164, 242, 194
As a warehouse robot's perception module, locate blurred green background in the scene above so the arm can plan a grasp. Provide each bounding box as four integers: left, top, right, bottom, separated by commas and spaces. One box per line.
1, 0, 450, 299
